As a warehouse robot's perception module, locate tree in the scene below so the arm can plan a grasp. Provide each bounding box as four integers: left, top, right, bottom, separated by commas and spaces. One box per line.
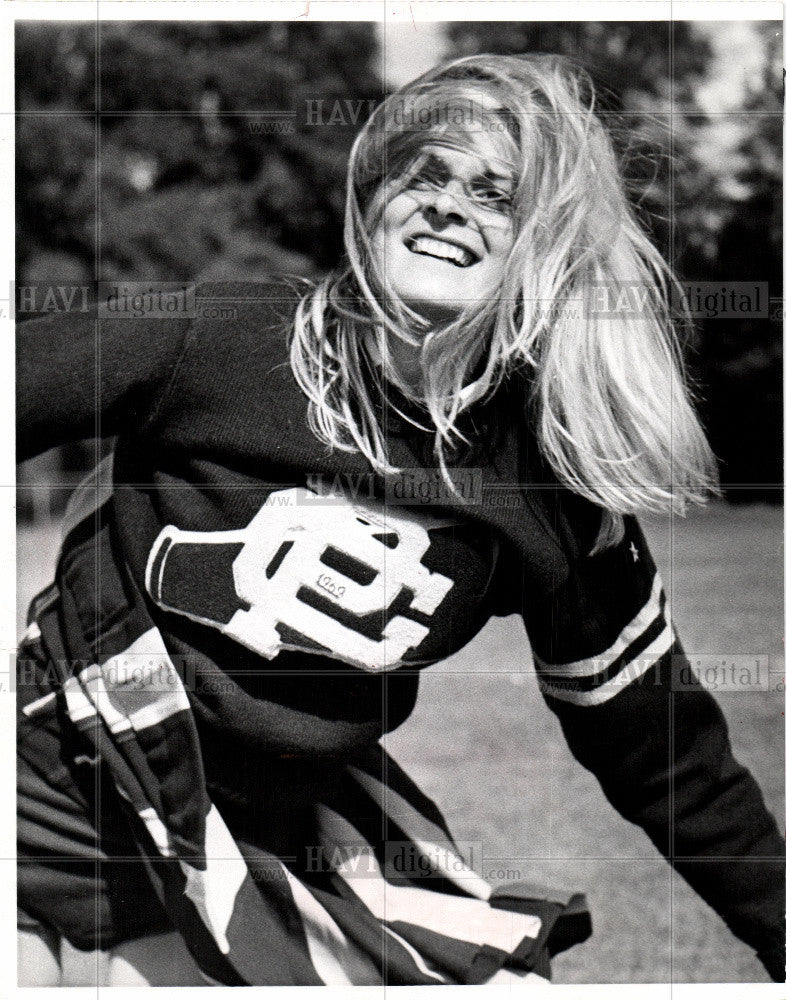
16, 22, 381, 287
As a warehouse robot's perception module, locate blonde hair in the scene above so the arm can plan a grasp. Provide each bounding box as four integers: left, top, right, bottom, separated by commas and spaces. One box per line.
290, 53, 718, 550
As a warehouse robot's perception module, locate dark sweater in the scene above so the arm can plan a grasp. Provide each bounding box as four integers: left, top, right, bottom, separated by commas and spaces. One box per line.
17, 280, 785, 978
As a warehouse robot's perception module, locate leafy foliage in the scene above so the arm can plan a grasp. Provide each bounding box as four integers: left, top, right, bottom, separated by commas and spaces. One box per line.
17, 22, 380, 285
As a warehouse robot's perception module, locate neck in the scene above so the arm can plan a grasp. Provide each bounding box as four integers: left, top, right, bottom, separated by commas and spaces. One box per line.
365, 328, 425, 398
364, 319, 488, 402
386, 338, 426, 396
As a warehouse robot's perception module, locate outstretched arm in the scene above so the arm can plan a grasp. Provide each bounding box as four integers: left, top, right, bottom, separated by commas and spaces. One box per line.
17, 305, 193, 463
522, 508, 784, 981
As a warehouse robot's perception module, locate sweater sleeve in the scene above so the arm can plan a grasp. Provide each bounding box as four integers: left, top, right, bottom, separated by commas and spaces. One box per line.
521, 509, 785, 981
17, 305, 193, 463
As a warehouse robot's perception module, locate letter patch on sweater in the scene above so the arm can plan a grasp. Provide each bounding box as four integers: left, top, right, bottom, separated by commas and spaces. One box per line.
145, 487, 457, 671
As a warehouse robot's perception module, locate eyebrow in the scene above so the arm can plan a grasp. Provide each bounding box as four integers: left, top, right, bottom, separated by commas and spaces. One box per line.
480, 166, 514, 185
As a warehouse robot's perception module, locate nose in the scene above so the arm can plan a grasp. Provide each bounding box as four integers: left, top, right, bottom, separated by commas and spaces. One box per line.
423, 180, 468, 227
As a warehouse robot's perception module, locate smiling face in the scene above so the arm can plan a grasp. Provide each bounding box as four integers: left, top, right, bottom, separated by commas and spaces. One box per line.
370, 138, 517, 323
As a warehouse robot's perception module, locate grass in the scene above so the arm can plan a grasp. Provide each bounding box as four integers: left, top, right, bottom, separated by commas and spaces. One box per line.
17, 502, 784, 983
385, 502, 784, 983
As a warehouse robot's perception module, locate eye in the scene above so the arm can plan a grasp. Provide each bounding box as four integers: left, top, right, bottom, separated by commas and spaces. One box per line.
406, 163, 447, 191
471, 183, 514, 212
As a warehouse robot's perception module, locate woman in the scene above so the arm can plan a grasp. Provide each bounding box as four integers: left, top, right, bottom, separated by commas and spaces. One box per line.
17, 53, 784, 985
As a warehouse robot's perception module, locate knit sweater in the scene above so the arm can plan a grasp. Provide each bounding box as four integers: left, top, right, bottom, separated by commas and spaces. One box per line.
17, 280, 785, 978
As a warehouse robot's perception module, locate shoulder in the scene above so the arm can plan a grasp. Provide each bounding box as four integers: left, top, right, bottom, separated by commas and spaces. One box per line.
138, 278, 314, 417
194, 277, 309, 337
182, 277, 311, 370
552, 488, 605, 562
195, 276, 310, 311
513, 405, 603, 565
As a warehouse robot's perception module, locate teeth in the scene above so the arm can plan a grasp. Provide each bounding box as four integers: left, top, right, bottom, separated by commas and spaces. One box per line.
407, 236, 475, 267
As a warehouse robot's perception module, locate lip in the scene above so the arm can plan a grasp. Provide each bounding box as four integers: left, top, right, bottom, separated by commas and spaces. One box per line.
404, 232, 482, 266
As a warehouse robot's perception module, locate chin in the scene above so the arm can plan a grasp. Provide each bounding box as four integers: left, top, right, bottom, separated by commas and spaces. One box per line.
413, 305, 460, 322
395, 284, 467, 319
395, 293, 459, 321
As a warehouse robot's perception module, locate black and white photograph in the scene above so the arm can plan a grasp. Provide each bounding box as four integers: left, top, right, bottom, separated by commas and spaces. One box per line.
11, 6, 784, 990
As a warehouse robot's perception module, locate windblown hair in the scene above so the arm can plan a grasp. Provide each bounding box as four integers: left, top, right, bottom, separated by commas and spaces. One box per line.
290, 53, 718, 550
